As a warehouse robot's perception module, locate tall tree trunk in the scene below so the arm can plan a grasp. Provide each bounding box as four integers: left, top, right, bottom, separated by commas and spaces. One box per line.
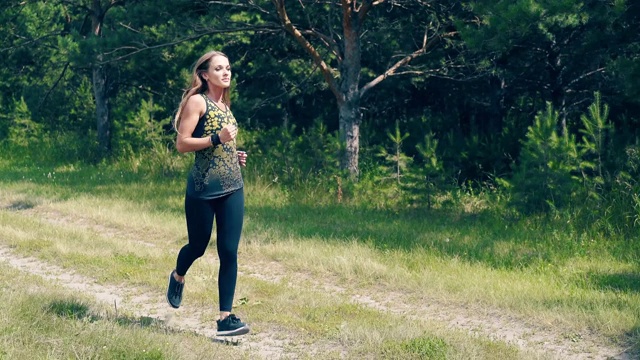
272, 0, 444, 178
91, 0, 111, 156
548, 42, 568, 134
338, 1, 362, 177
489, 75, 506, 134
338, 97, 360, 176
93, 61, 110, 154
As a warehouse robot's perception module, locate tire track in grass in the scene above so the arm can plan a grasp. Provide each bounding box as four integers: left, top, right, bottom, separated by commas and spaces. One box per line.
348, 292, 632, 360
2, 199, 636, 360
0, 199, 343, 359
0, 245, 308, 360
0, 198, 342, 360
243, 259, 635, 360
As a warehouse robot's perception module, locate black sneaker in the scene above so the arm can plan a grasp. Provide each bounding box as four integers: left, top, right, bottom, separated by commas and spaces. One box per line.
166, 270, 184, 309
217, 314, 250, 336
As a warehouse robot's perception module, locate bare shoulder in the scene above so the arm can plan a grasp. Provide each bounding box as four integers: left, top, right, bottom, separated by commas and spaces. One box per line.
186, 93, 206, 108
184, 94, 207, 117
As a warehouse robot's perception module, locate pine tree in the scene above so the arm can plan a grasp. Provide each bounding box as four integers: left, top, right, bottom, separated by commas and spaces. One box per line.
510, 103, 581, 213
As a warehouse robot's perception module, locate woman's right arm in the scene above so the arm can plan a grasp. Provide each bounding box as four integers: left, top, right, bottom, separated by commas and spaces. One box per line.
175, 95, 210, 154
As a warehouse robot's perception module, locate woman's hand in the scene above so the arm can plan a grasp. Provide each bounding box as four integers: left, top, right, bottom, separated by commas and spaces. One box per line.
218, 124, 238, 143
237, 151, 247, 167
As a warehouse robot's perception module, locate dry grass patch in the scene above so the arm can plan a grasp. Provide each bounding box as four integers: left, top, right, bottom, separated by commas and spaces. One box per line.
0, 262, 252, 360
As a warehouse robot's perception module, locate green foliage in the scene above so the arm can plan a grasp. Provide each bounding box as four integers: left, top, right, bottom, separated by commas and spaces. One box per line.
1, 0, 639, 241
509, 102, 581, 213
2, 130, 99, 166
357, 121, 443, 209
6, 97, 42, 147
113, 98, 171, 157
372, 120, 412, 203
242, 120, 342, 197
46, 299, 90, 320
578, 92, 611, 201
573, 143, 640, 239
380, 336, 448, 360
505, 93, 640, 240
410, 132, 446, 208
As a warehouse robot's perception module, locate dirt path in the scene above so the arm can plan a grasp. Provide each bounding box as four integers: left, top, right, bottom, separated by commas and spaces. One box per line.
0, 202, 635, 360
0, 245, 315, 359
246, 258, 634, 360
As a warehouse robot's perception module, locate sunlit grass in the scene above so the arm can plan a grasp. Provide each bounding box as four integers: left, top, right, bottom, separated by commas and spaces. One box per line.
0, 156, 638, 358
0, 262, 249, 360
239, 230, 640, 343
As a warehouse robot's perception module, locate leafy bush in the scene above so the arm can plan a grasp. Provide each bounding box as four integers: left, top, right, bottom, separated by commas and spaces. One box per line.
509, 102, 581, 213
6, 97, 42, 147
505, 94, 640, 240
242, 120, 342, 195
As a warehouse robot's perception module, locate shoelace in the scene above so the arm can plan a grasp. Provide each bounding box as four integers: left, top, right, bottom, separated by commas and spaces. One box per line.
173, 282, 183, 296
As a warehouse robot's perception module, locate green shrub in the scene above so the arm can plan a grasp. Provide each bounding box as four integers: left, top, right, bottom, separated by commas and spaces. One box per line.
380, 336, 448, 360
509, 102, 581, 213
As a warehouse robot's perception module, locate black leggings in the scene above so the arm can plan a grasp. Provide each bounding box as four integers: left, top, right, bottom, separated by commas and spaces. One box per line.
175, 188, 244, 312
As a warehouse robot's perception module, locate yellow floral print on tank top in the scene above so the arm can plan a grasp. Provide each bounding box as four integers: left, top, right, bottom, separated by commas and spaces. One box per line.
189, 94, 243, 197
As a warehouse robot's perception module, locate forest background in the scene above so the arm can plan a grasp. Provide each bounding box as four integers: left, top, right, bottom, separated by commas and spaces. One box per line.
1, 0, 640, 245
1, 1, 640, 358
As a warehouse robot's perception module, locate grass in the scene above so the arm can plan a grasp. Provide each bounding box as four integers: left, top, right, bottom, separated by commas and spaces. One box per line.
0, 261, 250, 360
0, 151, 638, 359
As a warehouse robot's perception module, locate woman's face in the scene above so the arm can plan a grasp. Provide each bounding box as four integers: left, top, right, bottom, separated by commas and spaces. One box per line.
204, 55, 231, 89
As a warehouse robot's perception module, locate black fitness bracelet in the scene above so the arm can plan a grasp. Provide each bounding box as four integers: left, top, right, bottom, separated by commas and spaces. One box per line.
210, 134, 222, 146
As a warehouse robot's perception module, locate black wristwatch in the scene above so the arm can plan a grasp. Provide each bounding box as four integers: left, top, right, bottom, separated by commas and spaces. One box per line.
210, 134, 221, 146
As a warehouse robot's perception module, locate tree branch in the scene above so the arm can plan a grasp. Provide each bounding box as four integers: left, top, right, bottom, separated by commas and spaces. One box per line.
105, 0, 126, 13
244, 63, 321, 121
97, 25, 280, 64
300, 29, 341, 61
272, 0, 343, 103
38, 62, 70, 110
206, 0, 272, 16
566, 67, 606, 88
0, 31, 64, 52
360, 29, 457, 96
358, 0, 384, 22
60, 0, 92, 14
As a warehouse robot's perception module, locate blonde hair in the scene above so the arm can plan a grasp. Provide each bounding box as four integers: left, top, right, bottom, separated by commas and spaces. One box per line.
173, 50, 231, 131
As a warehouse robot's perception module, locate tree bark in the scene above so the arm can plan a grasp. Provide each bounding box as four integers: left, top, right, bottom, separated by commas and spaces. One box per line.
338, 0, 362, 177
339, 97, 360, 176
90, 0, 112, 156
92, 62, 111, 154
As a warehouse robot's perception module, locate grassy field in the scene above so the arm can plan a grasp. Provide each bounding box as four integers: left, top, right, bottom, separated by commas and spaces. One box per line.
0, 155, 638, 359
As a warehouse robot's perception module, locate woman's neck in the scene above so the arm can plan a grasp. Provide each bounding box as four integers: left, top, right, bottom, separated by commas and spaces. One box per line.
207, 89, 224, 103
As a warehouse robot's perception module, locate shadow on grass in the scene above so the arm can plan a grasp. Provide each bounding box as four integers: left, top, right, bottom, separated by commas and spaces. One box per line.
587, 272, 640, 293
620, 325, 640, 359
46, 299, 93, 320
45, 298, 163, 329
246, 201, 560, 270
44, 298, 241, 346
0, 164, 185, 215
2, 162, 542, 269
4, 200, 37, 211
